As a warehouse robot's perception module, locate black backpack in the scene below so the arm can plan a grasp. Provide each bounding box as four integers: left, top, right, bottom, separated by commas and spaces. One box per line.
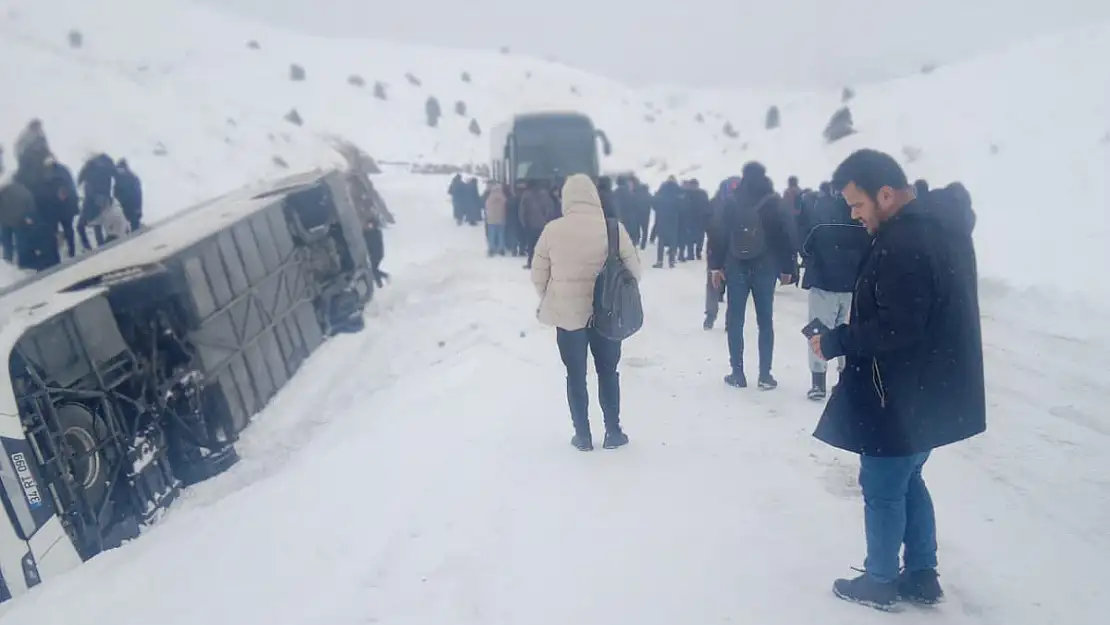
592, 219, 643, 341
729, 193, 775, 260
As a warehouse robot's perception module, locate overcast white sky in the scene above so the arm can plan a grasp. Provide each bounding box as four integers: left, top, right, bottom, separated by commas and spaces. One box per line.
201, 0, 1110, 88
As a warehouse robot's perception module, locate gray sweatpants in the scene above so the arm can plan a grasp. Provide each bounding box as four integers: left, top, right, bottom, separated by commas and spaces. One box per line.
705, 269, 725, 321
809, 288, 852, 373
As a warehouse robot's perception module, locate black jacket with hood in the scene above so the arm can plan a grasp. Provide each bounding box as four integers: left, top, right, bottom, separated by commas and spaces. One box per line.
814, 183, 986, 457
651, 180, 684, 245
800, 193, 871, 292
706, 170, 795, 275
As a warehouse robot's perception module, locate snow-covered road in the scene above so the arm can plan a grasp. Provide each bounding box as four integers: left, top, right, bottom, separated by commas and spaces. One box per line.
2, 174, 1106, 625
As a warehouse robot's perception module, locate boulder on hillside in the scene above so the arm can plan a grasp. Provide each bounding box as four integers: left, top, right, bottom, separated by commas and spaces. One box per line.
405, 72, 422, 86
765, 105, 781, 130
289, 64, 306, 81
455, 100, 467, 116
246, 39, 261, 50
902, 145, 922, 163
468, 118, 482, 136
425, 96, 442, 128
373, 81, 388, 100
823, 106, 855, 143
722, 122, 739, 139
67, 29, 84, 49
348, 74, 365, 87
695, 113, 705, 124
461, 71, 472, 83
284, 108, 304, 126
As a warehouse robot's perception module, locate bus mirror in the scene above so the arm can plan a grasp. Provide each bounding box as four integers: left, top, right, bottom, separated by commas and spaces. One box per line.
596, 129, 612, 156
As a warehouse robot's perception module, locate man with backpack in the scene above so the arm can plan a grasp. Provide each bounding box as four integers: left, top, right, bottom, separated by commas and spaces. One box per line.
799, 182, 872, 400
707, 162, 796, 390
531, 174, 642, 451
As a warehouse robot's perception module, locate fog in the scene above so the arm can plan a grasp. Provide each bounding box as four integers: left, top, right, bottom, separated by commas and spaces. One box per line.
200, 0, 1110, 88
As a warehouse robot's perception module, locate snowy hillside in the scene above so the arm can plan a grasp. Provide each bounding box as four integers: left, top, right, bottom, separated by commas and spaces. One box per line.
660, 23, 1110, 306
0, 0, 736, 220
5, 0, 1104, 310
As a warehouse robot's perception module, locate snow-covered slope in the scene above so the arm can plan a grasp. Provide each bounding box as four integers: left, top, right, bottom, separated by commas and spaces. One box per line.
0, 0, 732, 217
657, 23, 1110, 305
5, 0, 1105, 309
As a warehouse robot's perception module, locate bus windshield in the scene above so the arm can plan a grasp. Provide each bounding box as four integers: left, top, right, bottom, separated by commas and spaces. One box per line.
512, 117, 597, 180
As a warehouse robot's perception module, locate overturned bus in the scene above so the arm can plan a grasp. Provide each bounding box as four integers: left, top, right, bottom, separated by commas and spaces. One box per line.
0, 169, 374, 602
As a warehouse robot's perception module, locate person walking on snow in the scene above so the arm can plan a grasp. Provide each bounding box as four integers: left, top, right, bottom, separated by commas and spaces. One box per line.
530, 174, 642, 451
707, 162, 796, 390
519, 180, 557, 269
810, 149, 986, 611
14, 119, 49, 170
650, 177, 683, 268
798, 182, 871, 400
484, 182, 508, 256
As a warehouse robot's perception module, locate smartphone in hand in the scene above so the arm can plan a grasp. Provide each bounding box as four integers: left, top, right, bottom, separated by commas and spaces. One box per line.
801, 318, 831, 339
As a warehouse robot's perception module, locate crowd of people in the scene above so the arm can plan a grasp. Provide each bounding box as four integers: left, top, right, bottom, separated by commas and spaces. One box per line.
518, 150, 987, 612
0, 118, 143, 273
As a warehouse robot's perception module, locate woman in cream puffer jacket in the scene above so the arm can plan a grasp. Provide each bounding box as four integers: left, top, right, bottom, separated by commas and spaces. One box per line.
531, 174, 642, 329
530, 174, 642, 451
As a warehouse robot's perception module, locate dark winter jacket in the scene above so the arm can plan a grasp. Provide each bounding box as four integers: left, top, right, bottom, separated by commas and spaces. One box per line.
651, 180, 684, 245
27, 163, 79, 258
780, 185, 804, 253
686, 187, 713, 236
800, 194, 871, 292
113, 166, 143, 228
615, 185, 636, 230
0, 181, 60, 270
633, 184, 653, 223
78, 154, 115, 198
519, 187, 557, 232
814, 183, 986, 457
597, 186, 617, 221
706, 176, 795, 275
0, 181, 37, 229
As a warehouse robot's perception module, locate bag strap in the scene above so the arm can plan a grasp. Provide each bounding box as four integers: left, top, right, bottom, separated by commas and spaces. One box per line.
604, 218, 619, 260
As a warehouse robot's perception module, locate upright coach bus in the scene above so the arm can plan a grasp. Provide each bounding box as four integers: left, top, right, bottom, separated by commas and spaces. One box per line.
489, 111, 611, 186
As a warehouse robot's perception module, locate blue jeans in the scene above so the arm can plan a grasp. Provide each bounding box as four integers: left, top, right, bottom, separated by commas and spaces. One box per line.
859, 452, 937, 583
486, 223, 505, 254
724, 257, 778, 376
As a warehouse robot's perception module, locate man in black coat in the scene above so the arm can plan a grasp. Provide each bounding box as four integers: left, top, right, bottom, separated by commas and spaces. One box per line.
810, 149, 986, 610
113, 159, 143, 231
650, 177, 683, 268
799, 182, 871, 400
683, 179, 712, 261
633, 180, 652, 249
77, 153, 116, 249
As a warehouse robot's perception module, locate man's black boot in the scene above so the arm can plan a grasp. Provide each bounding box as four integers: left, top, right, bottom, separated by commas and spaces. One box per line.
898, 569, 943, 605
